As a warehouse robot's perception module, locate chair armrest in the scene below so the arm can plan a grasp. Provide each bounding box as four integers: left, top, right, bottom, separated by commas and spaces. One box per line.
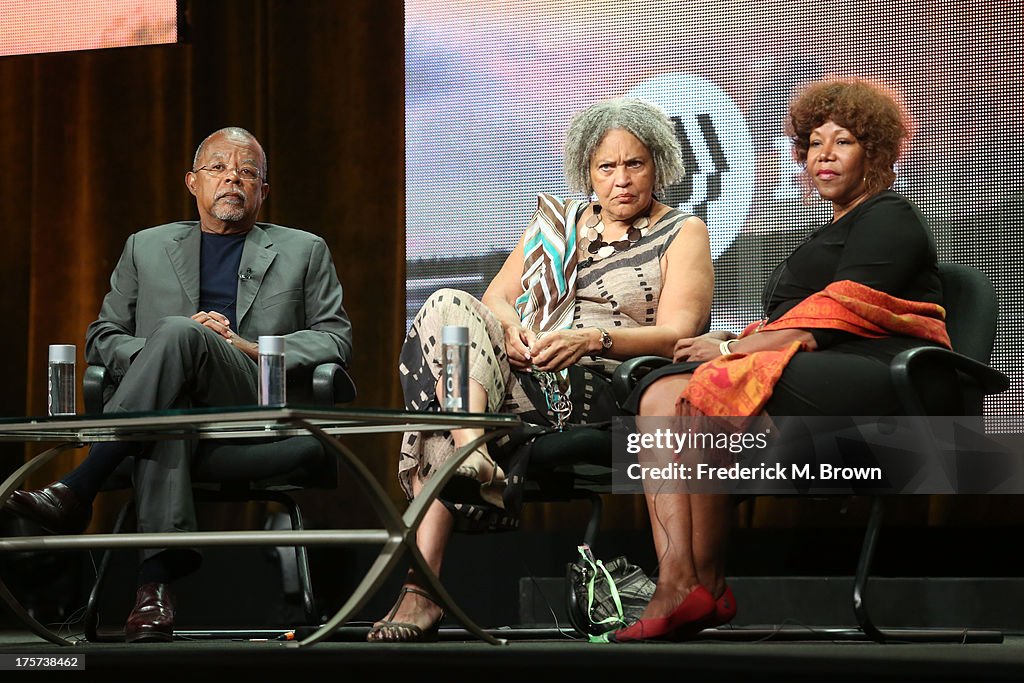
83, 365, 114, 415
611, 355, 673, 406
891, 346, 1009, 415
312, 363, 357, 405
87, 361, 357, 410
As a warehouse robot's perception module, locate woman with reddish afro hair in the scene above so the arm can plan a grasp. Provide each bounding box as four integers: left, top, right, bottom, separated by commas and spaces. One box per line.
614, 79, 946, 643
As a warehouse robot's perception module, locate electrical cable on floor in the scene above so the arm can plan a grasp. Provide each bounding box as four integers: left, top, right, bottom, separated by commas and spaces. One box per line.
739, 617, 884, 644
48, 604, 87, 643
517, 554, 584, 640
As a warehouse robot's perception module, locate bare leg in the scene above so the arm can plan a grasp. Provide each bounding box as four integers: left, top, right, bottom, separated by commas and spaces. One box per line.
691, 494, 731, 598
368, 475, 453, 638
446, 378, 497, 455
638, 374, 692, 418
635, 375, 730, 619
641, 490, 700, 618
369, 379, 498, 640
442, 378, 506, 498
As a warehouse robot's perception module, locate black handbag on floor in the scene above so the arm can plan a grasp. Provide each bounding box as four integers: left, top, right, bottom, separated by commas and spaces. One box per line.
566, 544, 655, 637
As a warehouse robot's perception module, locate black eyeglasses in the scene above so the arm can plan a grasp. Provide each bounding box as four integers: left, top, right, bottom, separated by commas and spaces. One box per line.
193, 163, 263, 182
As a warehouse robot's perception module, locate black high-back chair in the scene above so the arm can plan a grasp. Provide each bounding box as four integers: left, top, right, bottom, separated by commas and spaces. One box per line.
848, 262, 1008, 641
525, 263, 1009, 641
80, 362, 356, 640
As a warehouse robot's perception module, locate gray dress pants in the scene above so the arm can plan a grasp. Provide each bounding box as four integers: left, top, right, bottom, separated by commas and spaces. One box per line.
102, 316, 258, 558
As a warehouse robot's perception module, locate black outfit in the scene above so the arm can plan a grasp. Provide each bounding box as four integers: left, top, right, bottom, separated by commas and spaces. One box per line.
635, 191, 943, 416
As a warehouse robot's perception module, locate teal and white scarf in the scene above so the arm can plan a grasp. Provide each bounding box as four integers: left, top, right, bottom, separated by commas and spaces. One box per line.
514, 194, 586, 428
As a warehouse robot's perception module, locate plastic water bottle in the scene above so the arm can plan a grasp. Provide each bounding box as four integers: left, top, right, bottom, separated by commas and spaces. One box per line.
258, 336, 287, 406
48, 344, 76, 416
442, 325, 469, 412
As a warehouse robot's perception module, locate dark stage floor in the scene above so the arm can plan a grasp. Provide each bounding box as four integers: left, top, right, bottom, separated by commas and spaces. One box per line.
5, 527, 1024, 680
3, 628, 1024, 681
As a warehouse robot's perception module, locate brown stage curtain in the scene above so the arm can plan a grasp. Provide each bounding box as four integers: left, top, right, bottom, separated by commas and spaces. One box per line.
0, 0, 407, 531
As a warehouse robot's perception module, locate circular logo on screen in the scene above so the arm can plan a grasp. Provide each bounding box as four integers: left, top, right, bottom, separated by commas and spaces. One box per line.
628, 74, 754, 259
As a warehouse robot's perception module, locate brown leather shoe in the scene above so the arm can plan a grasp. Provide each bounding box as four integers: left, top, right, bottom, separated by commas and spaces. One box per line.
124, 583, 175, 643
3, 482, 92, 535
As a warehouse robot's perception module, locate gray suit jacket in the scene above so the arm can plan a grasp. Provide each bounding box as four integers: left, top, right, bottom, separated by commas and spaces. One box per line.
85, 222, 353, 380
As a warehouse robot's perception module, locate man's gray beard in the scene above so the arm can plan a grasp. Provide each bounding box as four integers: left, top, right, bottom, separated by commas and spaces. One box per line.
212, 205, 246, 222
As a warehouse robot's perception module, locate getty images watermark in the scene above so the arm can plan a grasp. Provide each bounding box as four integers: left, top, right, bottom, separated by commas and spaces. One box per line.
612, 415, 1024, 495
625, 426, 879, 483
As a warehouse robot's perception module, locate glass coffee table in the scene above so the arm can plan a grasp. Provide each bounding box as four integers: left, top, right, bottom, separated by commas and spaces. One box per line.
0, 406, 521, 647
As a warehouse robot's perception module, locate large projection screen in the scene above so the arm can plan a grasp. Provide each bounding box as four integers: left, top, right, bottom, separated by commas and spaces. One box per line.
1, 0, 178, 57
406, 0, 1022, 431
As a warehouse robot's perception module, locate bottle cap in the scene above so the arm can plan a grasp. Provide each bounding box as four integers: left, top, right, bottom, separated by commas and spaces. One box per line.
48, 344, 76, 364
442, 325, 469, 344
258, 336, 286, 355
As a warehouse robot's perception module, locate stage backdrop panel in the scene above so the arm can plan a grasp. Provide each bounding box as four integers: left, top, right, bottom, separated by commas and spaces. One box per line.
0, 0, 178, 57
405, 0, 1022, 431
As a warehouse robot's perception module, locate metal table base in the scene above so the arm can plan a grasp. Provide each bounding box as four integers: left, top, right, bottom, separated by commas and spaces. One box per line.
0, 407, 521, 647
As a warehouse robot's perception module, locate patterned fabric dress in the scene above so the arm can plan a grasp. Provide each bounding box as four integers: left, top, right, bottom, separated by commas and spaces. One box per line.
398, 196, 691, 530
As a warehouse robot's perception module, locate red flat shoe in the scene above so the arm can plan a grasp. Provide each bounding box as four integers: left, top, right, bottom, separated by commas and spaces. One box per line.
612, 585, 715, 643
707, 585, 737, 627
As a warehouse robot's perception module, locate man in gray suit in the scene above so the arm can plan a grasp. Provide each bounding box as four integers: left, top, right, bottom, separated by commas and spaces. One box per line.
5, 127, 353, 641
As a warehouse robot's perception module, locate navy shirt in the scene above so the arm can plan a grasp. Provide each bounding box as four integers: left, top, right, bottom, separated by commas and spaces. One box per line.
199, 232, 247, 329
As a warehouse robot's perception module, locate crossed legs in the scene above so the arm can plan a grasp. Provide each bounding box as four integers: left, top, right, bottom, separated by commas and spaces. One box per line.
369, 379, 500, 641
5, 317, 257, 641
632, 374, 732, 625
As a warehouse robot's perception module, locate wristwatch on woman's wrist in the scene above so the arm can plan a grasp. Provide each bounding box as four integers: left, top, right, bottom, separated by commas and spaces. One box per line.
596, 327, 613, 355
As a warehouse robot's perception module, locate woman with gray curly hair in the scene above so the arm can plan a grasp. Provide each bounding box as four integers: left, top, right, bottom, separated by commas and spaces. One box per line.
368, 98, 713, 642
563, 98, 686, 196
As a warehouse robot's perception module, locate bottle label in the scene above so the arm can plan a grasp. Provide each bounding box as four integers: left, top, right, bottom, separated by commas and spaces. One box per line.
259, 353, 287, 406
442, 343, 469, 412
48, 362, 76, 416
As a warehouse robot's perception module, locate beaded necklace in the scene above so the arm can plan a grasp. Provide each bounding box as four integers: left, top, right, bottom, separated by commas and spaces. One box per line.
578, 201, 654, 268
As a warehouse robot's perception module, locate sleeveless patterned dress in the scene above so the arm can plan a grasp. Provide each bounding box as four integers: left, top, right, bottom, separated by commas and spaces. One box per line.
398, 196, 692, 530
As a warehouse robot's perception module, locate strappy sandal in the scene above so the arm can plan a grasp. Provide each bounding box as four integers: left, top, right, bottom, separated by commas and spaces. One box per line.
366, 586, 444, 643
443, 449, 507, 509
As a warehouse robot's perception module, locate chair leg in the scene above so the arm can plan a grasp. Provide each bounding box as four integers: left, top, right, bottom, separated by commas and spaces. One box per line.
848, 495, 1002, 643
254, 491, 318, 625
193, 488, 319, 627
852, 495, 886, 643
84, 500, 134, 642
281, 497, 318, 625
582, 493, 603, 549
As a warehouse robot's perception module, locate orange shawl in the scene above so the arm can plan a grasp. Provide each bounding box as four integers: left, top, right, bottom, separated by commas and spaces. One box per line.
681, 280, 952, 417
